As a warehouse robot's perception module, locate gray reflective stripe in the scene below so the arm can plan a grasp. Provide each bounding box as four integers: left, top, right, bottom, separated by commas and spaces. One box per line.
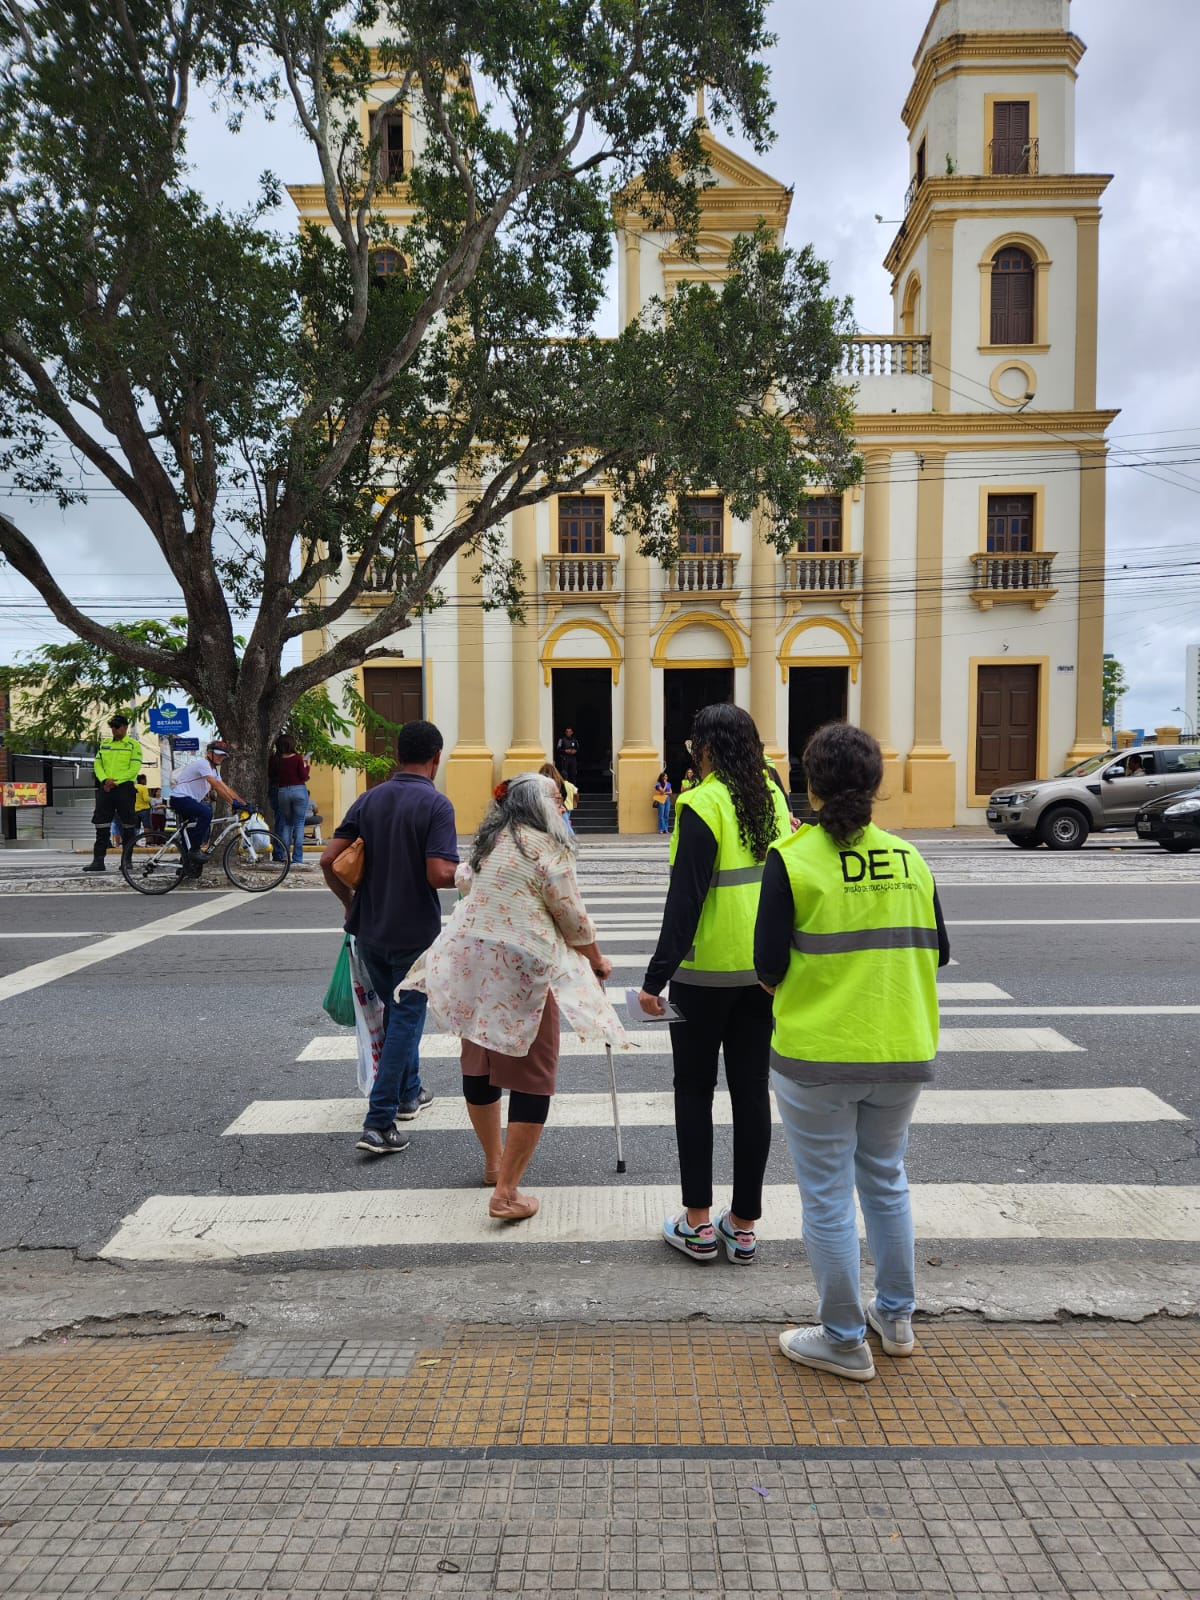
790, 927, 940, 955
770, 1047, 933, 1083
710, 865, 764, 888
674, 968, 761, 988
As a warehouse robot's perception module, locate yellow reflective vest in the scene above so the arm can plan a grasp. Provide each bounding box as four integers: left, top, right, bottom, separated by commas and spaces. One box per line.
93, 735, 142, 786
670, 772, 791, 986
768, 821, 939, 1080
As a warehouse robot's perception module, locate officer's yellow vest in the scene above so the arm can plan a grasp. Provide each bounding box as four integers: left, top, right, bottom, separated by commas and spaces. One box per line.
93, 735, 142, 785
670, 772, 790, 986
769, 821, 939, 1073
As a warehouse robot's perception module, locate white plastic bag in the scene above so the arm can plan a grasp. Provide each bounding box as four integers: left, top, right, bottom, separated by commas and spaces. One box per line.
347, 937, 387, 1098
246, 811, 271, 849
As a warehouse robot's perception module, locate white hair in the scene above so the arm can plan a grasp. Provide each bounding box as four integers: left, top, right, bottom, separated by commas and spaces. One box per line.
469, 770, 574, 871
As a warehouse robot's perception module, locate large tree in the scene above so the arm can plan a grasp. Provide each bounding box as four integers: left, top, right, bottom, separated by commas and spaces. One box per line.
0, 0, 858, 797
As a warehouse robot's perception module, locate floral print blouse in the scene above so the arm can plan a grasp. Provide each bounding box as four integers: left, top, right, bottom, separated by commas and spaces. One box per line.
402, 826, 627, 1057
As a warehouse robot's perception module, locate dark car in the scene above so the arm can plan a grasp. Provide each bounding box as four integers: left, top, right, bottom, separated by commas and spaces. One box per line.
1135, 783, 1200, 854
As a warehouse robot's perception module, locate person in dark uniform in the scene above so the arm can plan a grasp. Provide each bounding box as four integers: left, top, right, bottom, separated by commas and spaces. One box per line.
555, 727, 580, 783
84, 713, 142, 873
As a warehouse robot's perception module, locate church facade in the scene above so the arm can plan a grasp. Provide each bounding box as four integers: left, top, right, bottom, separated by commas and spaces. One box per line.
294, 0, 1115, 834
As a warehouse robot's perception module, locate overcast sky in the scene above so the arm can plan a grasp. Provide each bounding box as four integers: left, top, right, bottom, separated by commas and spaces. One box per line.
1, 0, 1197, 735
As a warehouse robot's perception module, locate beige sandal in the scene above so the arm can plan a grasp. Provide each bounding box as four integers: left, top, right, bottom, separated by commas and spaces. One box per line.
488, 1193, 539, 1222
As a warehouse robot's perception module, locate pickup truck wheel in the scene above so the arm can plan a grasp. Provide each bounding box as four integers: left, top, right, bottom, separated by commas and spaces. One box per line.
1038, 806, 1089, 851
1160, 839, 1194, 854
1008, 832, 1040, 848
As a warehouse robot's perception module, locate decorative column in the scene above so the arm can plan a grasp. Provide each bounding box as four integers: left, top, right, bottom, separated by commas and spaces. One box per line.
501, 503, 547, 778
1067, 443, 1109, 762
443, 486, 496, 831
622, 225, 641, 326
858, 448, 903, 826
616, 539, 659, 833
749, 506, 787, 790
927, 218, 954, 413
904, 447, 956, 825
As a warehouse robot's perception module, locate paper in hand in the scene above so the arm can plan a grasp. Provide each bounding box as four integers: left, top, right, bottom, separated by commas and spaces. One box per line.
625, 988, 680, 1025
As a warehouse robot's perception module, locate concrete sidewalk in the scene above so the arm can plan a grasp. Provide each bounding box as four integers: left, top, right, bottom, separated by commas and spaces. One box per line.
1, 1315, 1197, 1597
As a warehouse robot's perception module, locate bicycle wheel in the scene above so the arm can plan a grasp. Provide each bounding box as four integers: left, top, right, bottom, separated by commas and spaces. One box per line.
120, 842, 185, 896
222, 829, 291, 891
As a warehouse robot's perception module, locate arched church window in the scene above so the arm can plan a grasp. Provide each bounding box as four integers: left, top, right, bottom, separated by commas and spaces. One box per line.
990, 248, 1034, 344
370, 246, 404, 287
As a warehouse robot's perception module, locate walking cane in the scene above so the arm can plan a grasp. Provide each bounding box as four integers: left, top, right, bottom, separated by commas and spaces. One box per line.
606, 1043, 626, 1174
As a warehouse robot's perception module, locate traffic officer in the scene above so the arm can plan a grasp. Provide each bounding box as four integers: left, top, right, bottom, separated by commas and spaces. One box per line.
84, 712, 143, 873
637, 703, 791, 1267
754, 721, 950, 1383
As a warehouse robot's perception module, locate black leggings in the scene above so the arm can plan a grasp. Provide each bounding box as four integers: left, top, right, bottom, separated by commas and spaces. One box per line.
461, 1075, 550, 1126
667, 980, 774, 1220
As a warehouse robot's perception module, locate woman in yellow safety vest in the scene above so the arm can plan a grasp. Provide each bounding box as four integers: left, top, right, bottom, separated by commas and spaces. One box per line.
755, 722, 950, 1383
637, 703, 791, 1266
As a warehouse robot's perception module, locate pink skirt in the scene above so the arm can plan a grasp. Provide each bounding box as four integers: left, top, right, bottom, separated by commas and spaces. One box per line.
460, 992, 560, 1096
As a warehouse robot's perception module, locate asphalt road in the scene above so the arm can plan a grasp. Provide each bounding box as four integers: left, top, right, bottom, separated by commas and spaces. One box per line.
0, 837, 1197, 1277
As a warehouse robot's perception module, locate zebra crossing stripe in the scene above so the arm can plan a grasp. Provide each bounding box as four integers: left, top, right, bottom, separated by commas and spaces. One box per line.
100, 1181, 1200, 1262
222, 1086, 1186, 1138
294, 1025, 1083, 1061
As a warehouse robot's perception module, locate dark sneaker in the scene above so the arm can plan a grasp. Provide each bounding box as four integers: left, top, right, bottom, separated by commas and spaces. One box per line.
866, 1298, 916, 1357
715, 1208, 757, 1265
82, 862, 106, 874
356, 1127, 411, 1156
395, 1088, 434, 1122
779, 1326, 875, 1382
662, 1210, 718, 1263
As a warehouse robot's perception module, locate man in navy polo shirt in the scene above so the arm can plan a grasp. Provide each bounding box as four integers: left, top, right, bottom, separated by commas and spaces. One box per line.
320, 721, 459, 1157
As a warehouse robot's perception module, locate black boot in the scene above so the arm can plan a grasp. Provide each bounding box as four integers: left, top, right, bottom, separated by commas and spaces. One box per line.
120, 827, 138, 865
82, 829, 108, 873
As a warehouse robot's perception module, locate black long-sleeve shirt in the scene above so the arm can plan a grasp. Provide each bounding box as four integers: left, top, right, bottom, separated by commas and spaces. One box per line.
642, 808, 718, 996
753, 848, 951, 988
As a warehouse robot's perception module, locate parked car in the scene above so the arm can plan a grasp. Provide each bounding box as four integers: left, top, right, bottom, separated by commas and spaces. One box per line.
986, 745, 1200, 850
1135, 784, 1200, 854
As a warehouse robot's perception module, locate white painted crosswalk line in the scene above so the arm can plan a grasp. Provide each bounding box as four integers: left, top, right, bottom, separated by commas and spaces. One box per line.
223, 1086, 1186, 1138
101, 1181, 1200, 1261
935, 982, 1010, 1000
294, 1025, 1084, 1061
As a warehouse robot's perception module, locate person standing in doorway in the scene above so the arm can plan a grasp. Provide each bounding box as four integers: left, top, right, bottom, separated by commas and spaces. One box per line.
652, 770, 673, 833
555, 726, 580, 784
269, 734, 311, 864
84, 713, 142, 873
756, 722, 949, 1383
320, 721, 459, 1157
636, 703, 791, 1265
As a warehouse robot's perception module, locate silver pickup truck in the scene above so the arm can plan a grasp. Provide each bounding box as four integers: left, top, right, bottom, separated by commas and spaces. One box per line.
986, 745, 1200, 849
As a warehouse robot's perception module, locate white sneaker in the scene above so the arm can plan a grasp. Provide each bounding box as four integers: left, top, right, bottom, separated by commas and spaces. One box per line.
662, 1211, 718, 1263
778, 1326, 875, 1382
866, 1298, 916, 1357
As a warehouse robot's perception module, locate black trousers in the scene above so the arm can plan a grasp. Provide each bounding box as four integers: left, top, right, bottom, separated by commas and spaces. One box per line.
667, 980, 774, 1221
91, 781, 137, 828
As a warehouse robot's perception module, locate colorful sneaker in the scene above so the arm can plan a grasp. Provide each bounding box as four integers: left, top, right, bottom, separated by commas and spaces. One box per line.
778, 1326, 875, 1382
866, 1298, 916, 1357
395, 1088, 434, 1122
715, 1208, 757, 1264
355, 1127, 411, 1156
662, 1211, 718, 1263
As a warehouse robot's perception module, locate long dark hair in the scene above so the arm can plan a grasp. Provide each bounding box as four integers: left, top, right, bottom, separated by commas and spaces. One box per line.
690, 703, 777, 862
803, 723, 882, 844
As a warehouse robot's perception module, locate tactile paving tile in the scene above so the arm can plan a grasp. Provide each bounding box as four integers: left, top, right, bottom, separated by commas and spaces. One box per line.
219, 1335, 422, 1380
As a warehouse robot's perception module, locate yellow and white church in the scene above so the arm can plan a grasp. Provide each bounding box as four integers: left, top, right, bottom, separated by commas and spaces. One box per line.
293, 0, 1114, 834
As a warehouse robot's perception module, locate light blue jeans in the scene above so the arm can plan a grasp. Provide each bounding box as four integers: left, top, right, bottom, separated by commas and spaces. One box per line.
274, 783, 309, 863
771, 1073, 923, 1348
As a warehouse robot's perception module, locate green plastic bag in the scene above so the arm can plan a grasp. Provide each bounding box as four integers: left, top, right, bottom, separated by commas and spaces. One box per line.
322, 937, 355, 1027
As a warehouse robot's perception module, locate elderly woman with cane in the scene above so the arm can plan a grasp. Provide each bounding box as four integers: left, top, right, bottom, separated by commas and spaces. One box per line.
405, 771, 623, 1221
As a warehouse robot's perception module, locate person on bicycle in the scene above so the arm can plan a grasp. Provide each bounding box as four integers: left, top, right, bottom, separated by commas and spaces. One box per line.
170, 741, 249, 876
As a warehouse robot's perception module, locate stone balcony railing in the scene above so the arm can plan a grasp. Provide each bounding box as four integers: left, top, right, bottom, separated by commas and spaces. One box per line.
783, 553, 861, 595
542, 553, 619, 596
837, 336, 931, 377
668, 555, 739, 593
970, 551, 1057, 610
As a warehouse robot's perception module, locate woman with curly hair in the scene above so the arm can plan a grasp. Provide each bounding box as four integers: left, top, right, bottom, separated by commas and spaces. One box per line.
404, 772, 622, 1220
636, 703, 791, 1265
755, 723, 950, 1382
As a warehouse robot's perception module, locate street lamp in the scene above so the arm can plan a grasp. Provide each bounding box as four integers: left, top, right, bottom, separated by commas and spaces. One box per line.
1173, 707, 1197, 741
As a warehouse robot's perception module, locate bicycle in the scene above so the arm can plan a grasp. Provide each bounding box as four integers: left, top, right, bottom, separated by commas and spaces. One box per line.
120, 806, 291, 896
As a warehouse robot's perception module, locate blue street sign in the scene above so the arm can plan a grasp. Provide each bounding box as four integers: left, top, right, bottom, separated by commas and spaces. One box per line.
173, 737, 200, 752
149, 703, 190, 735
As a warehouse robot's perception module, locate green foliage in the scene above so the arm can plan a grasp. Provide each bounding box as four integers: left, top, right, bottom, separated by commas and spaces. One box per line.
0, 0, 859, 791
1102, 656, 1128, 726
